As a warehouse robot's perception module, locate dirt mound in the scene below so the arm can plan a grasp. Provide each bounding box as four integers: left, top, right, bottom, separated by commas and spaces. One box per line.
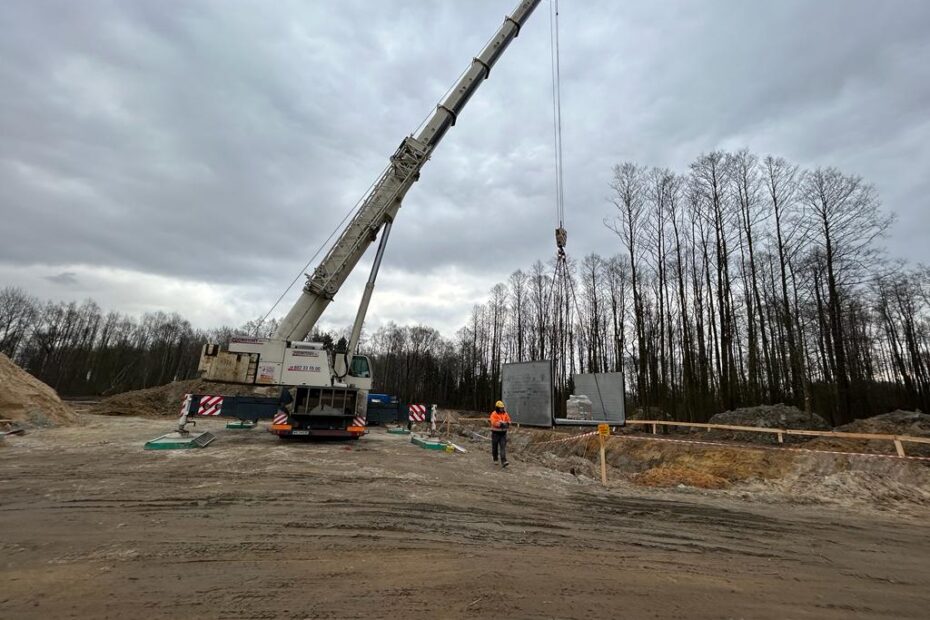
633, 466, 729, 489
739, 457, 930, 510
521, 430, 796, 483
517, 426, 930, 509
607, 438, 796, 482
702, 404, 829, 444
837, 410, 930, 436
627, 406, 673, 421
89, 379, 278, 418
807, 410, 930, 457
0, 353, 78, 427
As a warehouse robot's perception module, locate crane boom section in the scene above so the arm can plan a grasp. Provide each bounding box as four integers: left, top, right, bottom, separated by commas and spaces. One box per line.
274, 0, 542, 342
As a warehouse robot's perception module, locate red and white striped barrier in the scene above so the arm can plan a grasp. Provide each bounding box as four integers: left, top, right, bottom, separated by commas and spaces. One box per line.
197, 395, 224, 416
408, 404, 427, 422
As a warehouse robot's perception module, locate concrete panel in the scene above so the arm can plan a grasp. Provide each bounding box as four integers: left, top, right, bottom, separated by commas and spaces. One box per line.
571, 372, 625, 424
502, 360, 553, 427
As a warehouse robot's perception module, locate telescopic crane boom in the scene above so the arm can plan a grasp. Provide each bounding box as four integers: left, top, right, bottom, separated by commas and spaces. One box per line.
275, 0, 542, 342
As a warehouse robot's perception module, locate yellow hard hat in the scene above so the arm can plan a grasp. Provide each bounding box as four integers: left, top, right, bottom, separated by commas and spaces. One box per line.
495, 400, 505, 408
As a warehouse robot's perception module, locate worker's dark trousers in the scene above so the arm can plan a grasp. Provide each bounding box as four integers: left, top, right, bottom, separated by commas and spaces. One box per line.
491, 431, 508, 463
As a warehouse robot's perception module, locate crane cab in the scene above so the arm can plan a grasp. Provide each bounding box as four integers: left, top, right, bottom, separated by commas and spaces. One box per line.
347, 354, 372, 390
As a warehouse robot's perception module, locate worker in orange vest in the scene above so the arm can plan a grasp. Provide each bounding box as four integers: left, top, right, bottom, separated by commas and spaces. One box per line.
489, 400, 512, 467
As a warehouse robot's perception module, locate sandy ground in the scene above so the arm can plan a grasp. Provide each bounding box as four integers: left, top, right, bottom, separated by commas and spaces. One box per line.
2, 415, 929, 619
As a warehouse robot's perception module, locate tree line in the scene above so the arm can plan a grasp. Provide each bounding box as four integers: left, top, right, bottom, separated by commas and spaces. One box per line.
3, 149, 928, 424
364, 150, 929, 425
1, 290, 216, 395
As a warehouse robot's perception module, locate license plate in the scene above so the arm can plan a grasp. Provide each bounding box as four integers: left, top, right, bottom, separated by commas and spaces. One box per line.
291, 430, 310, 436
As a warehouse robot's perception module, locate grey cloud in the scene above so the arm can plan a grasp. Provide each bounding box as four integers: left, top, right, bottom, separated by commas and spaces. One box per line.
44, 271, 78, 286
1, 0, 929, 333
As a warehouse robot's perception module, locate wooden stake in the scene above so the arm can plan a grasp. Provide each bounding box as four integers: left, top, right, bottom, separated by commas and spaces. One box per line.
599, 434, 608, 486
777, 432, 784, 444
894, 439, 906, 458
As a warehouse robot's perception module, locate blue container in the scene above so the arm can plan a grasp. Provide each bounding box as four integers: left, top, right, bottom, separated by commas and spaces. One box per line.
366, 394, 403, 425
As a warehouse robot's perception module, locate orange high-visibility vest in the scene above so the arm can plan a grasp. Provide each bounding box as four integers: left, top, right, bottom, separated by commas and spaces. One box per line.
489, 411, 511, 430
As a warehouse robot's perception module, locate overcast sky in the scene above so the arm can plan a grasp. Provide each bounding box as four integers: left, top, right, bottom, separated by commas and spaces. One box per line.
2, 0, 929, 337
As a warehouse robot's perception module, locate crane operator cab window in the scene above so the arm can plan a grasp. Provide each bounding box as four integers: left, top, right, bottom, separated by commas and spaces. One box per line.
350, 355, 371, 378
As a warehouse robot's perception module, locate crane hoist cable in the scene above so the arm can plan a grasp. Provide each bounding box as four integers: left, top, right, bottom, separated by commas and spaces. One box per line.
258, 174, 379, 330
550, 0, 569, 266
545, 0, 591, 379
543, 0, 567, 319
550, 0, 565, 231
545, 0, 568, 301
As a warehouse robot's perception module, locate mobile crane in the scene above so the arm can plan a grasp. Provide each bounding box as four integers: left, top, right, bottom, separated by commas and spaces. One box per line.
182, 0, 543, 439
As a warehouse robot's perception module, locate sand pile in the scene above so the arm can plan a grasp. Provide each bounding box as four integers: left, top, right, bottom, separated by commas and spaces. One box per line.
807, 410, 930, 457
701, 404, 830, 444
89, 379, 277, 418
0, 353, 78, 427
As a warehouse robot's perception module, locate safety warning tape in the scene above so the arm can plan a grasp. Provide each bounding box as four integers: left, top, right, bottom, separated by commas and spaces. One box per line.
528, 431, 930, 462
470, 430, 597, 447
528, 431, 599, 446
618, 434, 930, 462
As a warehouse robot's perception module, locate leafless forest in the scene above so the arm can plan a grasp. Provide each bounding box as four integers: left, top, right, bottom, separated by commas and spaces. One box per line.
3, 150, 928, 424
368, 150, 928, 425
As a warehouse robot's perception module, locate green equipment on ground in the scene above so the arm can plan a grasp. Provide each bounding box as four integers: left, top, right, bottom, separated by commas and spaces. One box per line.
411, 434, 454, 452
225, 420, 257, 430
144, 431, 216, 451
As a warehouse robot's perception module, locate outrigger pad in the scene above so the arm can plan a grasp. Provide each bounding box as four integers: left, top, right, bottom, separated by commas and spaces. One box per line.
144, 431, 216, 450
387, 427, 411, 435
411, 435, 453, 452
225, 420, 257, 430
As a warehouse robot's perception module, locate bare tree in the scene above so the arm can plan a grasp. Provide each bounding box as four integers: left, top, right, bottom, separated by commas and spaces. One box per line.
802, 168, 893, 422
0, 287, 39, 359
606, 162, 649, 404
508, 270, 529, 361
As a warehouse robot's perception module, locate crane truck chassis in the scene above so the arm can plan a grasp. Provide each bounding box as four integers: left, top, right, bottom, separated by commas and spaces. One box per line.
178, 386, 366, 440
179, 0, 542, 440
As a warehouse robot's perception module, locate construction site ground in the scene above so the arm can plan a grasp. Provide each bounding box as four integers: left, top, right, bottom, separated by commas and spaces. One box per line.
2, 414, 930, 619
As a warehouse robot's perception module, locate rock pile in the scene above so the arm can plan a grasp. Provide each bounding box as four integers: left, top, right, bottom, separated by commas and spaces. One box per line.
702, 404, 830, 444
808, 410, 930, 457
